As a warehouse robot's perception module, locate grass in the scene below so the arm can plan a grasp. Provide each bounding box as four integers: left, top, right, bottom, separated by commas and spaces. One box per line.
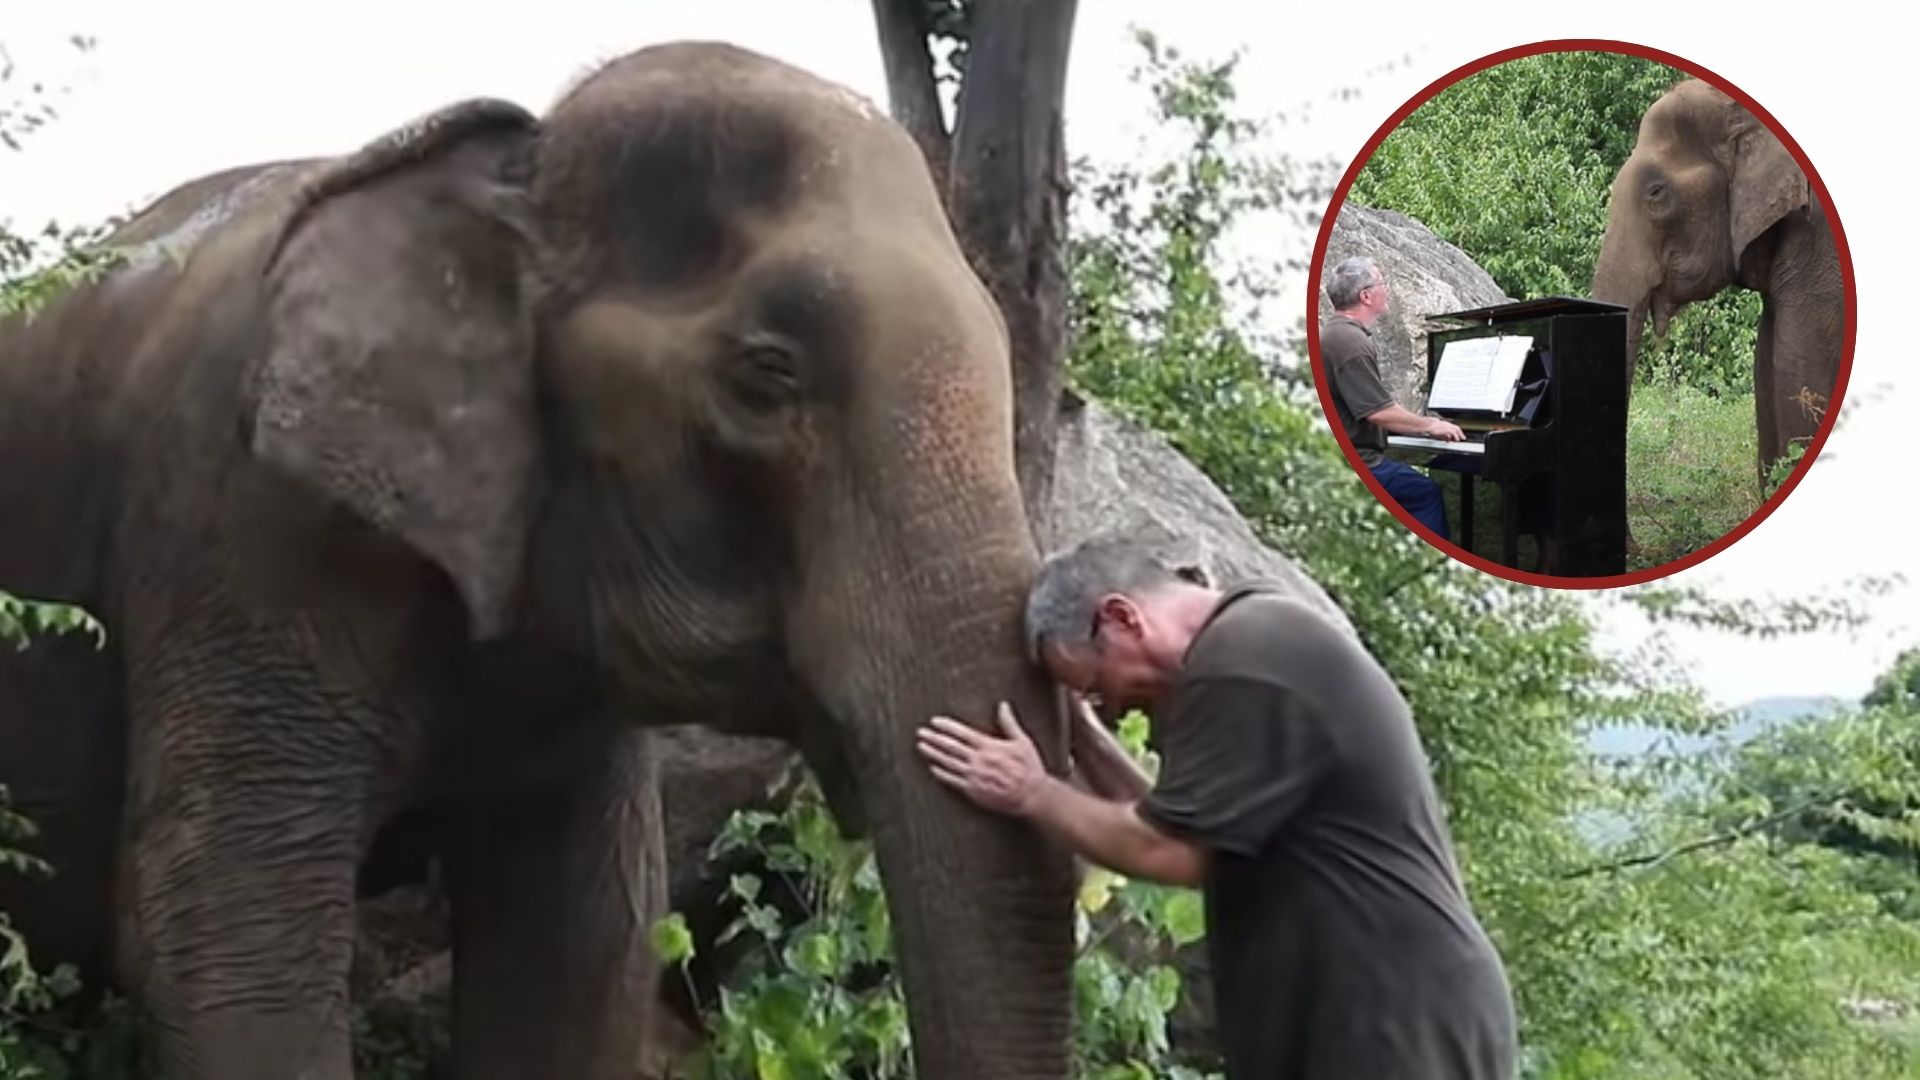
1419, 382, 1760, 575
1624, 382, 1760, 571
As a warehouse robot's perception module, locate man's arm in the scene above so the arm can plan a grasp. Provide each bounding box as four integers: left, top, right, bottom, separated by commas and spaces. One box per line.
1364, 402, 1465, 440
917, 704, 1207, 888
1026, 778, 1207, 888
1068, 698, 1154, 803
1324, 335, 1464, 442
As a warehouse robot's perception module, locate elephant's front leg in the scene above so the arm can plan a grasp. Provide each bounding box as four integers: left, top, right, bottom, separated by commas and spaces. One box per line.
117, 650, 407, 1079
1753, 299, 1780, 486
444, 723, 671, 1080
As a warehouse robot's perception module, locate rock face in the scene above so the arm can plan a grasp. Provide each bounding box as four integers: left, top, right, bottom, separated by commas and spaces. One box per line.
655, 727, 796, 914
1316, 203, 1510, 411
1046, 390, 1354, 638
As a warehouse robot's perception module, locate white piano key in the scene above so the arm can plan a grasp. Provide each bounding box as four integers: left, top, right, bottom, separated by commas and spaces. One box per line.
1386, 436, 1486, 455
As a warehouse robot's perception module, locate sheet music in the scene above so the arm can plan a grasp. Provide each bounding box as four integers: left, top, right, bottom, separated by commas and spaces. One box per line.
1426, 335, 1533, 412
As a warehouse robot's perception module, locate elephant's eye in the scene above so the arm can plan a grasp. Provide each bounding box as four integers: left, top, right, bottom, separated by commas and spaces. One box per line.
1645, 180, 1667, 203
726, 343, 802, 410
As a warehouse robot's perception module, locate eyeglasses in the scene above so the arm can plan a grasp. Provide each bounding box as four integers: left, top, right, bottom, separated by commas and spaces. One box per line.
1077, 608, 1109, 713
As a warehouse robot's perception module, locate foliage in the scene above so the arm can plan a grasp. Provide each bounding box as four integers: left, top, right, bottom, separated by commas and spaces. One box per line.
0, 36, 131, 1080
0, 37, 93, 151
1763, 438, 1810, 500
1706, 672, 1920, 901
660, 749, 1224, 1080
351, 1000, 446, 1080
1634, 294, 1765, 400
0, 597, 103, 654
1070, 29, 1342, 379
2, 787, 99, 1080
670, 768, 914, 1080
1621, 381, 1760, 567
0, 232, 123, 325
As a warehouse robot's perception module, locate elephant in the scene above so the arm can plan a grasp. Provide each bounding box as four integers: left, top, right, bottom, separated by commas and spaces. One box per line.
1591, 77, 1844, 487
0, 41, 1079, 1080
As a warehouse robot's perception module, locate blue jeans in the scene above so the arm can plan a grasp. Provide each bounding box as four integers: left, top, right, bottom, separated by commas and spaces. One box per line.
1369, 457, 1450, 541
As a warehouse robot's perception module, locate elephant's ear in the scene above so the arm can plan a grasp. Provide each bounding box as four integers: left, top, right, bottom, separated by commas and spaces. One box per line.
1727, 101, 1809, 268
250, 100, 543, 641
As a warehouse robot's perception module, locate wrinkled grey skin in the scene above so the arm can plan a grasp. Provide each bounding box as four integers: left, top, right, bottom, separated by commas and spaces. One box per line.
0, 42, 1075, 1080
1592, 78, 1844, 484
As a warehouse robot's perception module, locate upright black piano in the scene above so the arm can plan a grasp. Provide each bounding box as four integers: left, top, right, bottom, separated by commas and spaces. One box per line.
1383, 296, 1629, 577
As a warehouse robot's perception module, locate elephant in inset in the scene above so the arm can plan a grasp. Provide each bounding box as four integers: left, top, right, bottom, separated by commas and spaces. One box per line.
0, 41, 1077, 1080
1592, 77, 1844, 485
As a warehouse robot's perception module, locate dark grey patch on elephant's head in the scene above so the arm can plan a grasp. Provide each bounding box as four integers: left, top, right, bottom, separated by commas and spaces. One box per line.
531, 48, 807, 298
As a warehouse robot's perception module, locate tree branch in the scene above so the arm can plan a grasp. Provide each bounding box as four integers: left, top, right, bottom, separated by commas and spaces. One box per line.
870, 0, 952, 195
947, 0, 1080, 539
1561, 797, 1825, 879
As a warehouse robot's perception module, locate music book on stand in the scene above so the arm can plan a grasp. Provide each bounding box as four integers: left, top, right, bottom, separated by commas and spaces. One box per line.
1425, 334, 1534, 414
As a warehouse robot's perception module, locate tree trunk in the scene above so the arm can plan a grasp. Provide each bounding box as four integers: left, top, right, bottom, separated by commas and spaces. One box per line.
871, 0, 1080, 544
869, 0, 952, 196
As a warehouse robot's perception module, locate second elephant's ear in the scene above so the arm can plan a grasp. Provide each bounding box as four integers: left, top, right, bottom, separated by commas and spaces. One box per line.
1726, 99, 1809, 268
250, 100, 542, 641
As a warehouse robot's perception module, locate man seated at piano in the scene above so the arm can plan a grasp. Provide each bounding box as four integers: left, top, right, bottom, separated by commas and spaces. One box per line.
1320, 256, 1466, 541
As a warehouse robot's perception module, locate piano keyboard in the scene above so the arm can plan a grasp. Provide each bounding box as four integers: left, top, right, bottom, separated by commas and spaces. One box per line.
1387, 435, 1486, 455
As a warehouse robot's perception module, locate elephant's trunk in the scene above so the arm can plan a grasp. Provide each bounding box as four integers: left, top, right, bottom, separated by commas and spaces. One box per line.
1592, 242, 1650, 396
1623, 298, 1647, 396
864, 603, 1076, 1078
792, 515, 1076, 1079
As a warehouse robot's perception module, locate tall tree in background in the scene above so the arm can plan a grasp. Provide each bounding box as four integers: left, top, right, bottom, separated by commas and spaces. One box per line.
870, 0, 1078, 538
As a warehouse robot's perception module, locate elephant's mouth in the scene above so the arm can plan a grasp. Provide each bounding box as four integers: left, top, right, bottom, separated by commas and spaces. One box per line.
1650, 293, 1675, 339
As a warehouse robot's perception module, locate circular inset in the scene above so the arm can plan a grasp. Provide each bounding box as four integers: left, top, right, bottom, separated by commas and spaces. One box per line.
1307, 39, 1853, 589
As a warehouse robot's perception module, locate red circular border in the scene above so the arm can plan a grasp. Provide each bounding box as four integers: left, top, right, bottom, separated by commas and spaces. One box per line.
1305, 38, 1856, 591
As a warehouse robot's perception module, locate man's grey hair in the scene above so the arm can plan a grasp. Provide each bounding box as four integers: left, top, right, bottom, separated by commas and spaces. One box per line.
1025, 535, 1210, 662
1325, 255, 1383, 310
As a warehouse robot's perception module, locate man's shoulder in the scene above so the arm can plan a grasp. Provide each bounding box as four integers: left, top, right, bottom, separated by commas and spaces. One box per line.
1321, 313, 1372, 339
1186, 584, 1348, 679
1319, 316, 1374, 358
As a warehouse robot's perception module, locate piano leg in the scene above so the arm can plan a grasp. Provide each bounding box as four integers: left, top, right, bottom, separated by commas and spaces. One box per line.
1459, 474, 1474, 553
1501, 485, 1520, 568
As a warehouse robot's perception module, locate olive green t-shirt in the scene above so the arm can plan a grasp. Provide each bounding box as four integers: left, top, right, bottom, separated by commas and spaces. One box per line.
1138, 583, 1517, 1079
1321, 314, 1393, 466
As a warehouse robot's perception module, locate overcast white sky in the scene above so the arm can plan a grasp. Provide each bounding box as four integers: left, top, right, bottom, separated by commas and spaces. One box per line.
4, 1, 1906, 710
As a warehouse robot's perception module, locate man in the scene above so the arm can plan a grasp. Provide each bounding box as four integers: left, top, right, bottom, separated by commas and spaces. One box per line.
1321, 255, 1466, 540
916, 537, 1517, 1079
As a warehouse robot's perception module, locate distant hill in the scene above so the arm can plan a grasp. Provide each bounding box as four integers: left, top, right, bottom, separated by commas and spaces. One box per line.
1586, 694, 1847, 758
1573, 695, 1850, 844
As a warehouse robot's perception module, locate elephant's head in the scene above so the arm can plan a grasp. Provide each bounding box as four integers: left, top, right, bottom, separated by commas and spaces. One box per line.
245, 42, 1075, 1078
1591, 78, 1810, 386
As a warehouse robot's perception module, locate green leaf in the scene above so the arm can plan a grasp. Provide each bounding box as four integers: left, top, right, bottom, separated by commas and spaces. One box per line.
729, 873, 764, 906
649, 912, 695, 967
1163, 891, 1206, 947
790, 932, 838, 979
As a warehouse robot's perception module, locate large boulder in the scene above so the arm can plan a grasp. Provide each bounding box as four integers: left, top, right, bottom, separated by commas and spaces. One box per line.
1046, 390, 1353, 638
1316, 202, 1510, 411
